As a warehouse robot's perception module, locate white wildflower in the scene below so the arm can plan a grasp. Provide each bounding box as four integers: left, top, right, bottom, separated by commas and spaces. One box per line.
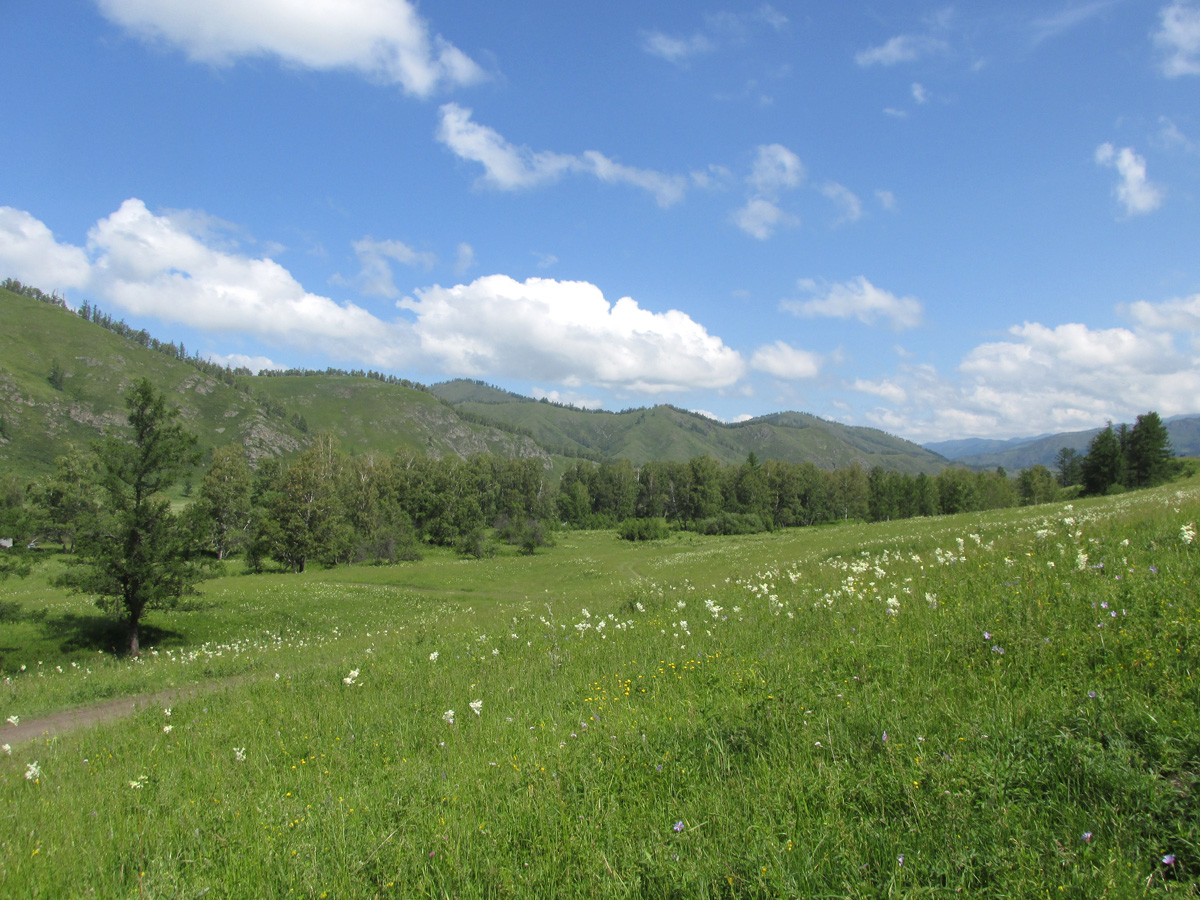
470, 699, 483, 716
443, 709, 455, 724
233, 747, 247, 763
163, 725, 173, 734
1182, 523, 1196, 545
25, 761, 41, 781
429, 651, 439, 662
343, 668, 360, 686
6, 715, 18, 726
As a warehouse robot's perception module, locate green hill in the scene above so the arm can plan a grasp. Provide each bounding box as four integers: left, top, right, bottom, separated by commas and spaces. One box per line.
430, 380, 947, 474
0, 286, 946, 480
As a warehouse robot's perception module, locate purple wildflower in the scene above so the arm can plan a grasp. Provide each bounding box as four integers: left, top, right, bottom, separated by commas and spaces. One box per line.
1082, 832, 1093, 843
1088, 691, 1098, 699
673, 821, 685, 833
1163, 854, 1176, 866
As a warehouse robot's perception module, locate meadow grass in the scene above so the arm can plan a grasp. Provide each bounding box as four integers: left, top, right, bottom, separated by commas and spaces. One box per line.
2, 484, 1199, 897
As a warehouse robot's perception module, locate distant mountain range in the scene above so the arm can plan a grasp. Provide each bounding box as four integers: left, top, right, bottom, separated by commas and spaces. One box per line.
924, 415, 1200, 472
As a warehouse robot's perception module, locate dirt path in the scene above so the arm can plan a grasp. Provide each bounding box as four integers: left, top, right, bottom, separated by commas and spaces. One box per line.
4, 682, 229, 746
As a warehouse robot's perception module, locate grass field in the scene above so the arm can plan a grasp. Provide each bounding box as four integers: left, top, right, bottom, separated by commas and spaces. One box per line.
2, 482, 1199, 897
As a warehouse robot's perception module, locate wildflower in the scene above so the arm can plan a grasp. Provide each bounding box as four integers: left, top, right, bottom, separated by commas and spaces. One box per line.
6, 715, 18, 726
983, 632, 991, 640
1163, 854, 1176, 866
882, 731, 888, 743
897, 854, 904, 866
673, 821, 685, 832
429, 651, 439, 662
1182, 523, 1196, 545
1082, 832, 1093, 843
163, 707, 171, 717
1088, 691, 1098, 699
343, 668, 360, 686
25, 761, 41, 781
233, 747, 247, 763
991, 646, 1005, 655
470, 699, 483, 716
443, 710, 455, 725
163, 725, 173, 734
1, 743, 9, 755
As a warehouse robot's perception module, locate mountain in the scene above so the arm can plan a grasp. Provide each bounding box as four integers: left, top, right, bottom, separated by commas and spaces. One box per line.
0, 286, 947, 479
923, 434, 1052, 461
429, 381, 948, 474
0, 286, 546, 479
940, 417, 1200, 472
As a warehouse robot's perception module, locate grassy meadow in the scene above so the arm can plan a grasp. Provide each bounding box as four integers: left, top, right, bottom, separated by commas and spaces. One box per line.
2, 482, 1199, 897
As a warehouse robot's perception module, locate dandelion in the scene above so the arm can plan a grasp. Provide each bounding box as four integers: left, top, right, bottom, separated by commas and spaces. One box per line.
429, 651, 439, 662
25, 761, 41, 781
233, 747, 247, 763
443, 710, 455, 725
673, 821, 685, 832
470, 699, 483, 716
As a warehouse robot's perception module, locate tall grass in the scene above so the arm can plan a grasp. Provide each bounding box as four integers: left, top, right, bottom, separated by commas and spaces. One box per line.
2, 484, 1198, 897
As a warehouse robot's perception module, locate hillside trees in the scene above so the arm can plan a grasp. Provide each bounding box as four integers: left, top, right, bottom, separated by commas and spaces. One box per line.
1081, 424, 1126, 495
188, 444, 253, 560
61, 379, 203, 656
1126, 411, 1173, 487
28, 445, 99, 552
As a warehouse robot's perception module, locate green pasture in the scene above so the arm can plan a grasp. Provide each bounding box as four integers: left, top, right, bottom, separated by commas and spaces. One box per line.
2, 484, 1199, 897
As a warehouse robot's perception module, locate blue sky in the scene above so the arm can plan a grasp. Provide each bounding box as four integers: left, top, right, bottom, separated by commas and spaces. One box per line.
2, 1, 1199, 443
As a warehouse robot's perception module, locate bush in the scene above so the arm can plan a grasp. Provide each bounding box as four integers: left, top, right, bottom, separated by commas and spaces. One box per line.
617, 517, 671, 541
690, 512, 771, 536
455, 527, 496, 559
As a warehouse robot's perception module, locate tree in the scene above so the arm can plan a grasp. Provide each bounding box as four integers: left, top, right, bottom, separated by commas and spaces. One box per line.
1054, 447, 1083, 488
1081, 424, 1124, 495
29, 444, 99, 552
62, 379, 203, 656
1126, 411, 1173, 488
190, 444, 253, 559
1016, 465, 1058, 506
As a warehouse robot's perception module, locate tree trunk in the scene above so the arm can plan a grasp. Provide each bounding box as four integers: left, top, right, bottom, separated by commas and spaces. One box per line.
129, 620, 141, 657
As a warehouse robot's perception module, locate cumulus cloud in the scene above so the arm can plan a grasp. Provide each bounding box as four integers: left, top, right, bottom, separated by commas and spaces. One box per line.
1155, 0, 1200, 77
349, 237, 436, 298
856, 303, 1200, 441
750, 341, 821, 379
783, 277, 922, 330
206, 351, 284, 373
436, 104, 687, 207
530, 387, 604, 409
1095, 143, 1165, 216
95, 0, 483, 97
732, 198, 796, 240
855, 34, 946, 66
0, 207, 92, 292
398, 275, 745, 392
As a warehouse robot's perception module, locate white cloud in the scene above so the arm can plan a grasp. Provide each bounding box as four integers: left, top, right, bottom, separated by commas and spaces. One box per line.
859, 309, 1200, 441
95, 0, 483, 97
206, 351, 284, 373
732, 198, 796, 240
821, 182, 863, 226
1157, 116, 1198, 153
733, 144, 804, 239
1123, 293, 1200, 332
876, 189, 898, 211
454, 243, 475, 275
1095, 143, 1165, 216
1030, 1, 1118, 44
530, 387, 603, 409
639, 31, 714, 64
1155, 1, 1200, 77
533, 252, 558, 270
0, 207, 92, 292
398, 275, 745, 392
851, 378, 907, 404
911, 82, 929, 104
750, 341, 821, 379
747, 144, 805, 197
436, 104, 687, 207
349, 237, 435, 298
783, 277, 922, 330
855, 34, 946, 66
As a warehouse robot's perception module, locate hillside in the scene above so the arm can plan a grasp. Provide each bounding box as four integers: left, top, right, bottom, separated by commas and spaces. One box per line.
430, 380, 948, 474
0, 288, 547, 478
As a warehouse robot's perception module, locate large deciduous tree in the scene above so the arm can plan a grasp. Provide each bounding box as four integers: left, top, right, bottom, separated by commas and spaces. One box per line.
63, 379, 203, 656
1126, 411, 1173, 488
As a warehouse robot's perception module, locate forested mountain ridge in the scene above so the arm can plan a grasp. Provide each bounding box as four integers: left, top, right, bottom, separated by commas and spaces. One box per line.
0, 286, 548, 478
430, 381, 948, 474
0, 285, 949, 478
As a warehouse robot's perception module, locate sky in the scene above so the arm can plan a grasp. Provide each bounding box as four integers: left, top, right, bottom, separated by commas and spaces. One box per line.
2, 1, 1199, 444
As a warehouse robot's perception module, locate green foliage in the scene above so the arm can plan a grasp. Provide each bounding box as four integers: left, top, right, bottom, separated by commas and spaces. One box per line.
57, 379, 204, 655
188, 443, 253, 560
617, 516, 671, 541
